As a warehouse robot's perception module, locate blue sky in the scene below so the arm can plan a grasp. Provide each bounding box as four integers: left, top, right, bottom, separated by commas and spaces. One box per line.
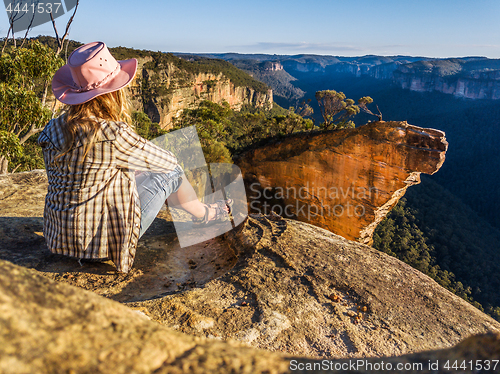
2, 0, 500, 58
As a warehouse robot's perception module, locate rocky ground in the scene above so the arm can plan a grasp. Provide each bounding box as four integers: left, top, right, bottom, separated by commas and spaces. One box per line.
2, 258, 499, 374
128, 214, 499, 358
0, 170, 238, 303
1, 170, 499, 371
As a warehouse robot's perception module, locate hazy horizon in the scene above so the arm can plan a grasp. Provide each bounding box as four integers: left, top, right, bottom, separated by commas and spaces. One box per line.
172, 50, 496, 60
1, 0, 499, 59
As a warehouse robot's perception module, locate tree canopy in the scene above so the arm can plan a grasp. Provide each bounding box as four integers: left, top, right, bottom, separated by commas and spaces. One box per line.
315, 90, 359, 130
314, 90, 380, 130
172, 100, 314, 164
0, 40, 63, 173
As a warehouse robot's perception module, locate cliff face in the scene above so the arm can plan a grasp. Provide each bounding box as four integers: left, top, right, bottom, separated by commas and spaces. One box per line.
370, 61, 403, 79
327, 59, 500, 99
132, 57, 273, 129
235, 121, 447, 245
283, 57, 500, 100
261, 61, 283, 71
282, 60, 326, 73
329, 62, 380, 77
393, 67, 500, 99
277, 56, 414, 80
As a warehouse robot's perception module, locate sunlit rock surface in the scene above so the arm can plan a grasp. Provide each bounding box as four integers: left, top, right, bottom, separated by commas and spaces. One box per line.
133, 57, 273, 129
1, 257, 499, 374
1, 171, 499, 368
236, 121, 448, 244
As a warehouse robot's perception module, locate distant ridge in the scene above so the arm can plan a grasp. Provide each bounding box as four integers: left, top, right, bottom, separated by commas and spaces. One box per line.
176, 52, 500, 102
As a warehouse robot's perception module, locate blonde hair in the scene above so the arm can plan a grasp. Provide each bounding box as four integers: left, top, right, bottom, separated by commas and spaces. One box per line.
57, 88, 134, 160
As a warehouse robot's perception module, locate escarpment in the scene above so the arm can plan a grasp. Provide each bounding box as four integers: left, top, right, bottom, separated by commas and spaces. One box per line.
129, 56, 273, 129
235, 121, 448, 245
231, 54, 500, 100
393, 67, 500, 99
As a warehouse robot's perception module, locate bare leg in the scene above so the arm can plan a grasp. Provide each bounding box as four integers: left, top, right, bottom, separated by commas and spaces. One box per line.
167, 174, 229, 220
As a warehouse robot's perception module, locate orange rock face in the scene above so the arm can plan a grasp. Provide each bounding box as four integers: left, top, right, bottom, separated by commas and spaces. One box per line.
235, 121, 448, 245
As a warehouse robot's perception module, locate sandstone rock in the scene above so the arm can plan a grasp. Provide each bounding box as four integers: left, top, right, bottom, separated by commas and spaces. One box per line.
235, 121, 448, 245
1, 171, 500, 368
127, 215, 498, 359
291, 333, 500, 373
0, 259, 291, 374
1, 257, 499, 374
132, 58, 273, 129
0, 169, 47, 218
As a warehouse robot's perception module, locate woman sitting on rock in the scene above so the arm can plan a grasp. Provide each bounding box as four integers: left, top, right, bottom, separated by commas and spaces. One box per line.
38, 42, 231, 273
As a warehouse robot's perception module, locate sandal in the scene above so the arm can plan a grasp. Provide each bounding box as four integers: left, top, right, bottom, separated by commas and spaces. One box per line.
193, 199, 233, 225
211, 198, 233, 215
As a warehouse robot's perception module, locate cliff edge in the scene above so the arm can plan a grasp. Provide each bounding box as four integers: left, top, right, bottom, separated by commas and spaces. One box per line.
236, 121, 447, 245
132, 55, 273, 129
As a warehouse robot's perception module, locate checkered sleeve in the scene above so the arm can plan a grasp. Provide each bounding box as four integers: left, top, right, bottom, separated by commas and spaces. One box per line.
114, 122, 178, 172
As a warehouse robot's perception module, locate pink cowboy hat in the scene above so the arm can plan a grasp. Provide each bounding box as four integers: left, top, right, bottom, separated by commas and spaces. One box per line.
52, 41, 137, 105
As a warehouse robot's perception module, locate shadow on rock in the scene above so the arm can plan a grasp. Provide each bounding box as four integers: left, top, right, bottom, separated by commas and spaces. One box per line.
127, 214, 500, 359
0, 213, 238, 303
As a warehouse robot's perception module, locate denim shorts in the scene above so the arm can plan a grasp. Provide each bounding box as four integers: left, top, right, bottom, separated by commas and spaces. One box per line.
135, 165, 184, 238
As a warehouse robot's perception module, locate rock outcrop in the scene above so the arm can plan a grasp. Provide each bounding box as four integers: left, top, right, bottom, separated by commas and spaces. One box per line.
262, 61, 284, 71
1, 209, 499, 370
235, 121, 448, 245
0, 258, 291, 374
1, 257, 499, 374
292, 333, 500, 373
127, 215, 499, 358
1, 171, 500, 368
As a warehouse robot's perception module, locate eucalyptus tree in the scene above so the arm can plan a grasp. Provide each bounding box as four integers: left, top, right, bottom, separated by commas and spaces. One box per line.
0, 0, 79, 173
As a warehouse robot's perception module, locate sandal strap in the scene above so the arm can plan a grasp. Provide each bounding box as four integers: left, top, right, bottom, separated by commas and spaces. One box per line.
212, 200, 231, 221
203, 204, 210, 223
214, 199, 233, 215
194, 200, 232, 225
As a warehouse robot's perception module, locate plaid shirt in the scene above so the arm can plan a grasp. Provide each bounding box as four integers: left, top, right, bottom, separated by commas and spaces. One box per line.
37, 115, 178, 273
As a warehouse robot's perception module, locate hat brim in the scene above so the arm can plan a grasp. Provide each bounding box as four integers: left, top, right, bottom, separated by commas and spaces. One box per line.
52, 58, 138, 105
